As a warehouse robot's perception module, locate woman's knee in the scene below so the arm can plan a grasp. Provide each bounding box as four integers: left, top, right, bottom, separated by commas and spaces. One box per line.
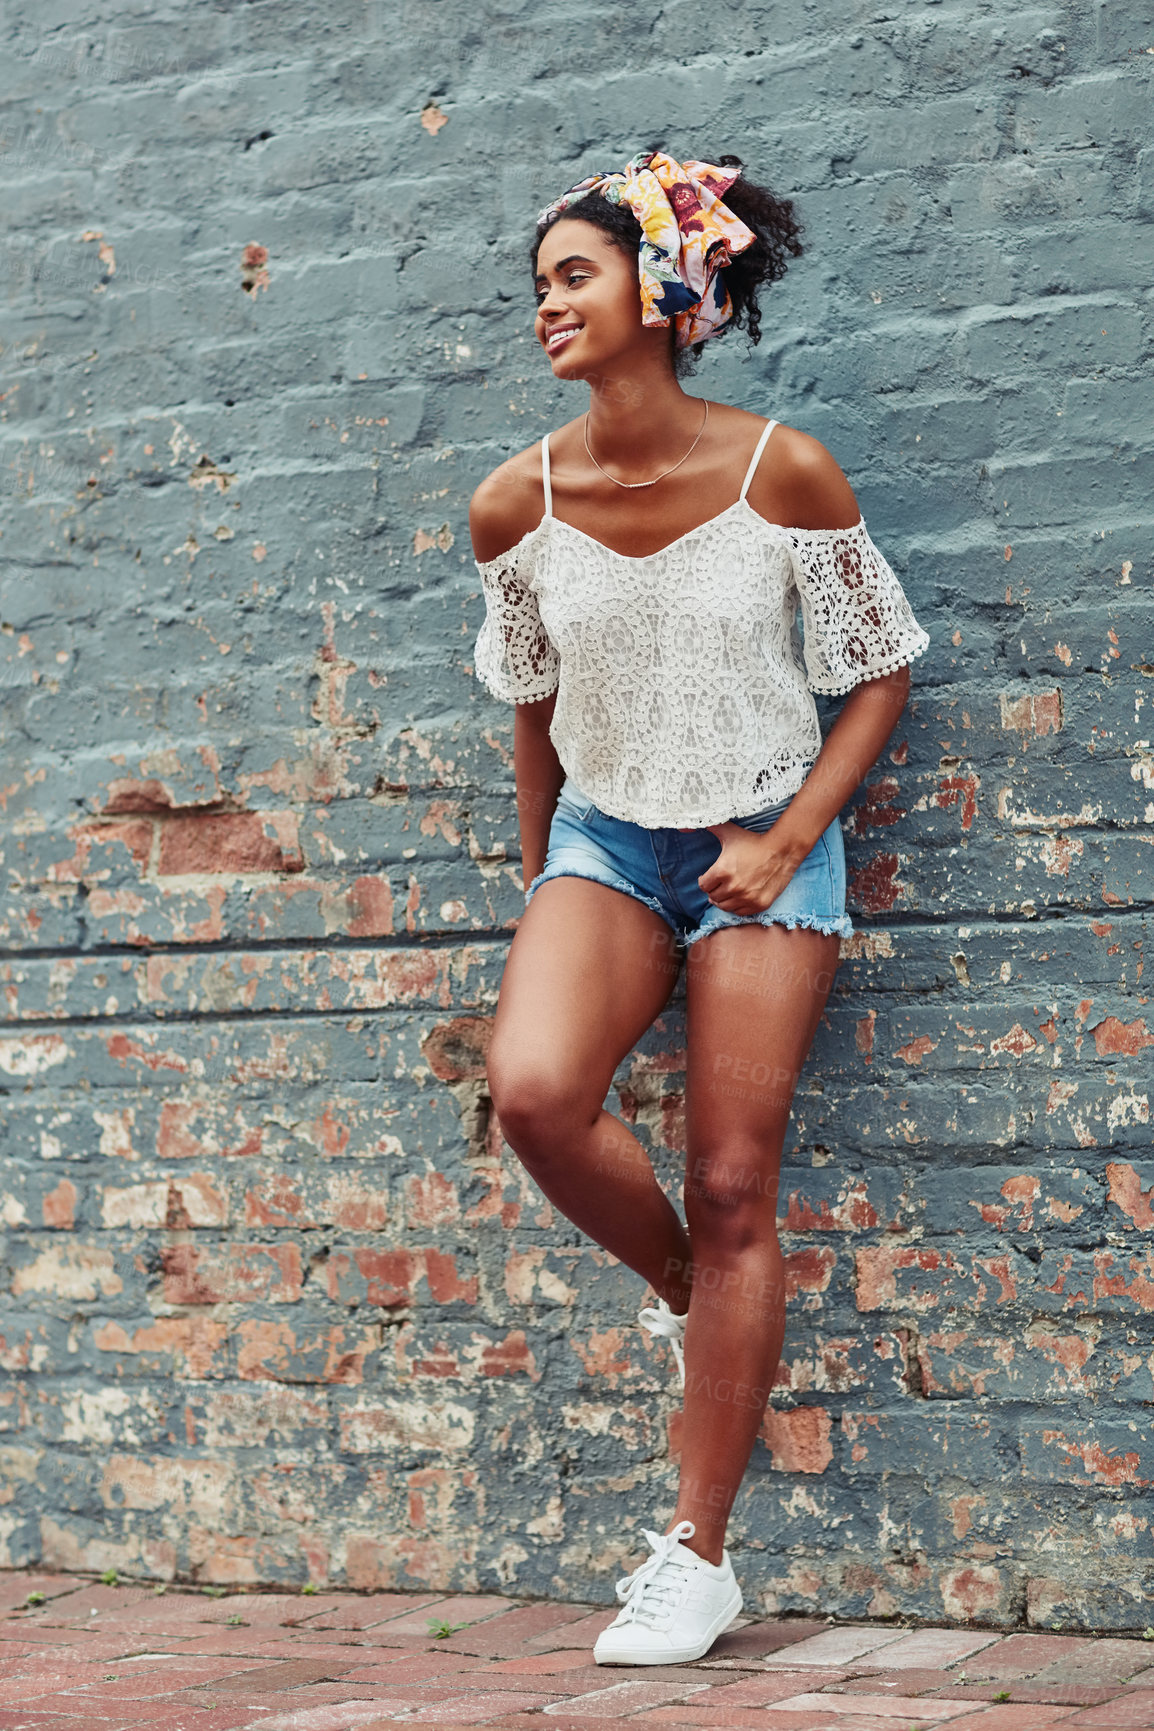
486, 1060, 596, 1158
683, 1150, 782, 1253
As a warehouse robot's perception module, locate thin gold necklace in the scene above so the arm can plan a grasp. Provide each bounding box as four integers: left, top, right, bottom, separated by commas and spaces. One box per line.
583, 400, 710, 489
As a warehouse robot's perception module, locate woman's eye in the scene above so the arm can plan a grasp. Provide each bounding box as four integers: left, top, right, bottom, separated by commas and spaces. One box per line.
535, 273, 589, 304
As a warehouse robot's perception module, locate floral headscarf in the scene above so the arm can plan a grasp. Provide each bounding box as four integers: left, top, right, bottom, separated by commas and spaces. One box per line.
535, 149, 757, 349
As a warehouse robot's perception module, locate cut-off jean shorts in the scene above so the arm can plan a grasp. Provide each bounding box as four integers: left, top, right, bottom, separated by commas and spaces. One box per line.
525, 777, 855, 953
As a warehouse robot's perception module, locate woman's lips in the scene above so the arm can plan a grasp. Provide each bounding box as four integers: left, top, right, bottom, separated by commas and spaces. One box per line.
546, 326, 581, 354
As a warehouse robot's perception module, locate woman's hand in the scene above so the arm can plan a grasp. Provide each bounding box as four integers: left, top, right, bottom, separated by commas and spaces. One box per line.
695, 822, 807, 915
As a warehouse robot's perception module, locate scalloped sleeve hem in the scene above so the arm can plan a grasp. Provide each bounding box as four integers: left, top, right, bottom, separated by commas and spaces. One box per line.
788, 518, 932, 698
472, 536, 561, 706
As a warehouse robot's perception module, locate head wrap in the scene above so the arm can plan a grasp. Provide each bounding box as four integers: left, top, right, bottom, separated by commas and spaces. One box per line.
535, 149, 757, 349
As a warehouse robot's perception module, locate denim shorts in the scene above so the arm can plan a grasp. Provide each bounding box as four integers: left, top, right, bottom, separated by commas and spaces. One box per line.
525, 778, 855, 952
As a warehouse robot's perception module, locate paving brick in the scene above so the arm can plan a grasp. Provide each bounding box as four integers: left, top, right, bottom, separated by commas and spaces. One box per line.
1027, 1640, 1154, 1689
373, 1694, 559, 1724
538, 1679, 712, 1717
858, 1629, 1002, 1670
371, 1597, 522, 1639
427, 1604, 601, 1659
1059, 1694, 1154, 1728
0, 1581, 86, 1615
964, 1637, 1106, 1680
526, 1611, 616, 1653
826, 1668, 962, 1695
760, 1628, 907, 1669
941, 1707, 1080, 1728
35, 1657, 267, 1698
312, 1651, 479, 1684
243, 1703, 435, 1731
341, 1662, 562, 1693
300, 1594, 444, 1631
706, 1621, 831, 1661
631, 1710, 863, 1730
758, 1695, 983, 1720
689, 1668, 850, 1706
205, 1655, 362, 1692
477, 1650, 599, 1674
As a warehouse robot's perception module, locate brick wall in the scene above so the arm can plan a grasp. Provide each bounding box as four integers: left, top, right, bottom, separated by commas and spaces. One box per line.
1, 0, 1151, 1627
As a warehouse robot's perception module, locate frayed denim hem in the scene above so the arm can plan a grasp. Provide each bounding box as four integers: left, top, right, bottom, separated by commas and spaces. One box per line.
525, 862, 684, 941
683, 908, 854, 949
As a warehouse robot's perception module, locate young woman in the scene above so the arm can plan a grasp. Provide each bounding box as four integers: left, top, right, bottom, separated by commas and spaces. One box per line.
468, 149, 930, 1666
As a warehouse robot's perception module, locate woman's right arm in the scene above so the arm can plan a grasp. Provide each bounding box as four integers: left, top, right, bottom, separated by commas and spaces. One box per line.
514, 694, 564, 890
469, 456, 564, 895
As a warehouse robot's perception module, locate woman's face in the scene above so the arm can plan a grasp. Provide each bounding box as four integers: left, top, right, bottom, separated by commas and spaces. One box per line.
533, 217, 665, 378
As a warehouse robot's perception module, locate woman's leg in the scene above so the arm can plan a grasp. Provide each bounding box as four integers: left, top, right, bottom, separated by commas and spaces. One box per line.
487, 876, 693, 1311
671, 922, 842, 1562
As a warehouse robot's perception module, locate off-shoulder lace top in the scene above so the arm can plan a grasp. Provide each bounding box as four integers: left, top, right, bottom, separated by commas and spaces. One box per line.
472, 418, 931, 830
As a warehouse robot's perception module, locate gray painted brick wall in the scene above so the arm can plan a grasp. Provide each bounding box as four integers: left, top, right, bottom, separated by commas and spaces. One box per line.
1, 0, 1152, 1628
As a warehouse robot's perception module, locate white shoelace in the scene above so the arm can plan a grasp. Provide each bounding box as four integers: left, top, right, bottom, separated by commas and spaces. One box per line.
613, 1520, 697, 1629
637, 1298, 688, 1388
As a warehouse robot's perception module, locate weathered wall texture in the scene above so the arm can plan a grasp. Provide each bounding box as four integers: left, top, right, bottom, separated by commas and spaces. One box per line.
1, 0, 1152, 1628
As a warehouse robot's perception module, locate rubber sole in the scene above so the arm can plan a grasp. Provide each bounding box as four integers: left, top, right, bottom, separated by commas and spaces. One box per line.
593, 1582, 743, 1665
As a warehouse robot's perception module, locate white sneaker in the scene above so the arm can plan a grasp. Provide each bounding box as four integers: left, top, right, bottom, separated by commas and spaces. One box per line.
637, 1297, 688, 1388
593, 1519, 743, 1666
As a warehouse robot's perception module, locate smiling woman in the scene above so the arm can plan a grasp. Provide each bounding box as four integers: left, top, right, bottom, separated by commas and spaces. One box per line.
467, 147, 930, 1668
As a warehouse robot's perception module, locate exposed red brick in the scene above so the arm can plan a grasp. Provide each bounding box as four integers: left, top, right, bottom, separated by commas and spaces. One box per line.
855, 1243, 946, 1312
570, 1327, 634, 1379
478, 1330, 538, 1380
1090, 1015, 1154, 1057
1106, 1162, 1154, 1230
41, 1178, 77, 1230
784, 1246, 837, 1300
1000, 688, 1063, 735
933, 771, 979, 830
1092, 1251, 1154, 1311
780, 1180, 879, 1233
161, 1243, 302, 1305
848, 851, 901, 913
940, 1563, 1006, 1621
405, 1172, 460, 1228
853, 775, 907, 830
1039, 1430, 1148, 1487
52, 818, 153, 882
157, 811, 304, 876
245, 1173, 312, 1228
760, 1405, 833, 1473
327, 1248, 418, 1308
346, 875, 395, 937
423, 1249, 479, 1306
94, 1316, 229, 1377
420, 1016, 493, 1082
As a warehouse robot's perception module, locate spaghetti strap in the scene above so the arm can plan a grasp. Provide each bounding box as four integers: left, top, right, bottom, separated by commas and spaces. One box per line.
738, 419, 778, 501
541, 433, 553, 518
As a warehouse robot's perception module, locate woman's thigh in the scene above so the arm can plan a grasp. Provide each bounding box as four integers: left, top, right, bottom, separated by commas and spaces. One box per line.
488, 875, 682, 1129
683, 921, 842, 1185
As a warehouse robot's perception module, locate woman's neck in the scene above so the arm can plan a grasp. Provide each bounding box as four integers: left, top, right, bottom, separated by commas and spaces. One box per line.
584, 363, 704, 474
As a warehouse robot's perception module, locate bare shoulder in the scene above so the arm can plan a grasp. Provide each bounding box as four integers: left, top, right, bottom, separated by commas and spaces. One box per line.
752, 420, 862, 533
469, 423, 576, 563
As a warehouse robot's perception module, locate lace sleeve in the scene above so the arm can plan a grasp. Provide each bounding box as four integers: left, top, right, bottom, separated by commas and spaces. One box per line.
472, 532, 560, 705
789, 518, 931, 697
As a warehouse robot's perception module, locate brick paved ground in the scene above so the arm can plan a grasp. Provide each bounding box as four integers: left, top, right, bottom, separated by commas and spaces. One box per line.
2, 1575, 1154, 1730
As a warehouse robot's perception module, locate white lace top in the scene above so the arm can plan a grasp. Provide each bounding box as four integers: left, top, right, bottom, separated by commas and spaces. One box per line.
472, 419, 931, 830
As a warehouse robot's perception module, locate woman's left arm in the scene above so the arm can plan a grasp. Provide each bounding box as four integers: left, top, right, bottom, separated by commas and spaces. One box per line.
767, 667, 911, 869
749, 428, 917, 867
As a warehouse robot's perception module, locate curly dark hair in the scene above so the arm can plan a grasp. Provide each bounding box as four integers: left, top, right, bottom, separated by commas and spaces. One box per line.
530, 151, 804, 377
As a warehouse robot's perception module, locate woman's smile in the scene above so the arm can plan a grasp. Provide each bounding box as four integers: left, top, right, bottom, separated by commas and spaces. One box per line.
546, 323, 583, 354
